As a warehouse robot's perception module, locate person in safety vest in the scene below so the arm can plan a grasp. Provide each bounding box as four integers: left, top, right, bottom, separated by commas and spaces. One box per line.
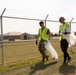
36, 21, 51, 63
59, 17, 71, 64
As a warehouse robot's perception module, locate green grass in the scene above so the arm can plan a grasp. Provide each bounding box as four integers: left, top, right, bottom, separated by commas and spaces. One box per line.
0, 39, 76, 75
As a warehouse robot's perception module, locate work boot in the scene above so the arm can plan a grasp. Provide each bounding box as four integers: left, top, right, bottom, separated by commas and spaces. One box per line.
63, 61, 66, 64
67, 57, 71, 62
42, 56, 45, 63
46, 55, 49, 61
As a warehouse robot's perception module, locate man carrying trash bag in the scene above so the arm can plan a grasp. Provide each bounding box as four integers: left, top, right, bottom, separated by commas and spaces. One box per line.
36, 21, 58, 63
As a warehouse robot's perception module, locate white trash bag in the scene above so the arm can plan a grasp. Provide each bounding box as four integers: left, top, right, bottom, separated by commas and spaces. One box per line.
44, 40, 58, 59
62, 31, 76, 47
61, 24, 76, 47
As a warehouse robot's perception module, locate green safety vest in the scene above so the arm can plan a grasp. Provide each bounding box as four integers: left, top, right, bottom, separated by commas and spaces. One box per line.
59, 22, 68, 41
38, 27, 49, 41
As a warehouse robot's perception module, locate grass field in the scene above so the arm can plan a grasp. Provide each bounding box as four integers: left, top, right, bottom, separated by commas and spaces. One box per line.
0, 39, 76, 75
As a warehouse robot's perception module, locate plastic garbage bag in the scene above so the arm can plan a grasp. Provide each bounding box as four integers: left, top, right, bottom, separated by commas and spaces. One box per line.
62, 31, 76, 47
44, 40, 58, 59
61, 24, 76, 47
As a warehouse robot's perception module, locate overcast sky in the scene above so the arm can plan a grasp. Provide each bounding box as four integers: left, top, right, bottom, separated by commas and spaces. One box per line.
0, 0, 76, 34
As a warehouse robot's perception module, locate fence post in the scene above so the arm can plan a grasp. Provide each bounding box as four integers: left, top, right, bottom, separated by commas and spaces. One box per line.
0, 8, 6, 66
70, 18, 74, 53
45, 14, 49, 27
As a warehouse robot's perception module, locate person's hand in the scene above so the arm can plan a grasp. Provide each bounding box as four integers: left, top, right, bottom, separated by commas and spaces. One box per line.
63, 32, 67, 34
36, 40, 38, 45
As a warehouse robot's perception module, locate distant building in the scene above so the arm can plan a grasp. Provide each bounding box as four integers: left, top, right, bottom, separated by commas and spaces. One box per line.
21, 32, 37, 40
3, 32, 22, 40
3, 32, 38, 40
20, 32, 30, 40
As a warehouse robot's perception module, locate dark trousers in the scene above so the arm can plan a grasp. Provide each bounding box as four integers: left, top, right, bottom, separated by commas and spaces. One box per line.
38, 40, 48, 61
60, 39, 70, 62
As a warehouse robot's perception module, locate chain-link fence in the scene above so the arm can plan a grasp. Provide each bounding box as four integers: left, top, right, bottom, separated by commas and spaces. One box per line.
0, 8, 76, 66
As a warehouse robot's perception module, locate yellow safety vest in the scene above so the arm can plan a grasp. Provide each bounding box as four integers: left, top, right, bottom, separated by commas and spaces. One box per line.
59, 22, 68, 41
38, 28, 49, 41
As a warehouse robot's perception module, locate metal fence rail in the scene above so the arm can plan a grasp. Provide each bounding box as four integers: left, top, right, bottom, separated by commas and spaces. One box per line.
0, 8, 76, 66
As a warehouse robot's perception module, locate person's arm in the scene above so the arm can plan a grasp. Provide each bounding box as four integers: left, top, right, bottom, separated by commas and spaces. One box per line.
67, 32, 71, 34
63, 32, 71, 34
64, 23, 71, 34
36, 29, 40, 45
47, 29, 51, 40
36, 34, 39, 41
59, 25, 62, 35
36, 34, 39, 45
59, 30, 61, 36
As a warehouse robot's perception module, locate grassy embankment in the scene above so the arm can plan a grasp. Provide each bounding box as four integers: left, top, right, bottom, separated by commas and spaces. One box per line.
0, 39, 76, 75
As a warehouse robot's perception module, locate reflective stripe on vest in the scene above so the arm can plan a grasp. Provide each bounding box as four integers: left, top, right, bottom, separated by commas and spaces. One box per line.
39, 28, 48, 41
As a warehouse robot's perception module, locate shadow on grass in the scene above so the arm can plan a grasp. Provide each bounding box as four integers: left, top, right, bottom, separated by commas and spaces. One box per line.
28, 61, 58, 75
59, 63, 76, 75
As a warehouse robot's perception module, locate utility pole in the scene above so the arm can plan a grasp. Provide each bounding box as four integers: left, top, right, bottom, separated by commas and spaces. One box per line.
0, 8, 6, 66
